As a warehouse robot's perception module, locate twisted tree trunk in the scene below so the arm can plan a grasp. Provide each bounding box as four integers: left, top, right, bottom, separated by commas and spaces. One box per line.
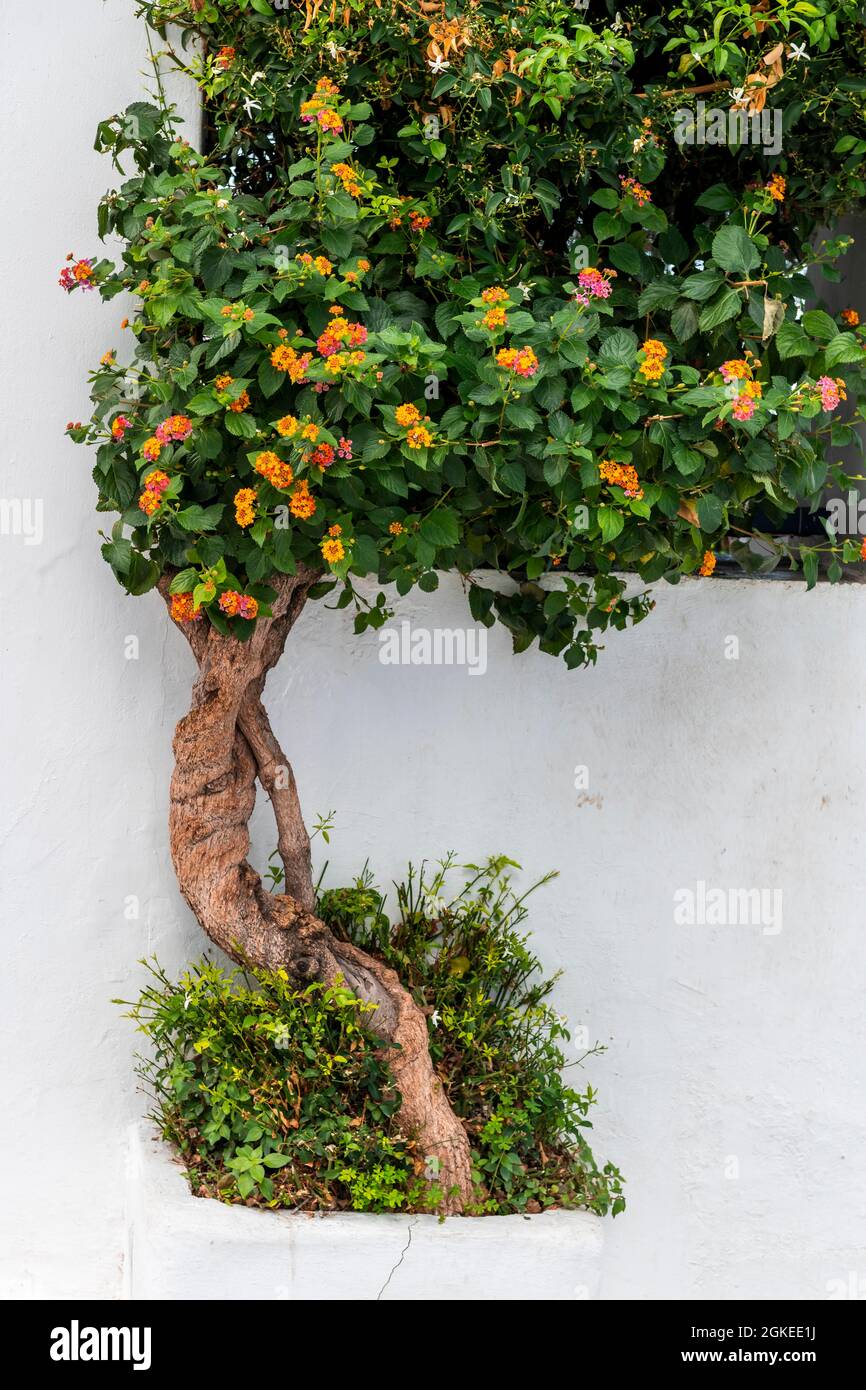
158, 571, 473, 1212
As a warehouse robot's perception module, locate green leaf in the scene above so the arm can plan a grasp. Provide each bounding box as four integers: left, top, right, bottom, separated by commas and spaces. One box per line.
802, 549, 819, 591
774, 321, 813, 359
608, 242, 643, 277
169, 567, 198, 594
176, 503, 224, 532
671, 300, 699, 342
823, 332, 865, 367
419, 508, 459, 548
711, 225, 760, 276
597, 506, 624, 542
638, 280, 681, 314
504, 402, 540, 431
225, 411, 258, 439
802, 309, 838, 342
698, 288, 741, 331
598, 328, 638, 367
680, 269, 725, 302
696, 494, 725, 532
695, 182, 737, 211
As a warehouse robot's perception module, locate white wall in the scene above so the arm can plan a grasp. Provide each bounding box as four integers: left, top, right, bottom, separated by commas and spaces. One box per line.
3, 1, 865, 1301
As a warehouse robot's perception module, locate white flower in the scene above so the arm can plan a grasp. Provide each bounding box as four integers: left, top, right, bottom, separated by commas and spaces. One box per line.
789, 42, 809, 63
428, 56, 450, 74
216, 198, 229, 209
518, 281, 535, 300
730, 87, 745, 105
431, 1010, 441, 1028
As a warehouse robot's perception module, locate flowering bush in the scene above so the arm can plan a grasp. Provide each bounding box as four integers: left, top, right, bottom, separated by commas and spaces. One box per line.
65, 0, 866, 662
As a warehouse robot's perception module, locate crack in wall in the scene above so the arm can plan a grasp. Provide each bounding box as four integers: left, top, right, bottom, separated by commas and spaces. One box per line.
376, 1219, 417, 1300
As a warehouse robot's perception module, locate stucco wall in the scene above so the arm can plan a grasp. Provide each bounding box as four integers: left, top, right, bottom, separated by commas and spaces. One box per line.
2, 0, 865, 1301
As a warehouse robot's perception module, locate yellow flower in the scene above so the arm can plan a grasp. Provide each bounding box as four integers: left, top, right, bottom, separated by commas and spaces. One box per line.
321, 537, 345, 563
234, 487, 257, 528
406, 425, 433, 449
395, 403, 422, 427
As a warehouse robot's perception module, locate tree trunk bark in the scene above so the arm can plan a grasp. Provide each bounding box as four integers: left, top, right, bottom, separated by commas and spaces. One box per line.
158, 572, 473, 1212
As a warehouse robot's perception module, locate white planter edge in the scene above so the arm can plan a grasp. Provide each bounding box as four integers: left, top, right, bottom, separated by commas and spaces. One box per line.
123, 1122, 605, 1301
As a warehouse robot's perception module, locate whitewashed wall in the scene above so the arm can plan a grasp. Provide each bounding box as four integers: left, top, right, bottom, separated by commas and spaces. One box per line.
2, 0, 865, 1301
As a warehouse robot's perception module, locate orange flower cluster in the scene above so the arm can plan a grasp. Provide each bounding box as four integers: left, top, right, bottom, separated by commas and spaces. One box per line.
719, 359, 750, 383
138, 469, 170, 516
215, 374, 233, 391
620, 176, 651, 206
219, 590, 258, 620
254, 451, 294, 489
496, 346, 539, 377
289, 479, 316, 519
842, 308, 860, 327
599, 459, 644, 500
142, 436, 162, 462
331, 161, 362, 197
482, 305, 508, 330
296, 252, 333, 276
409, 211, 431, 231
638, 339, 668, 382
699, 551, 716, 577
389, 521, 404, 536
270, 343, 312, 381
300, 77, 343, 133
395, 403, 422, 427
170, 592, 202, 624
276, 414, 299, 437
234, 487, 257, 527
481, 286, 510, 305
766, 174, 786, 203
316, 315, 367, 357
229, 389, 250, 413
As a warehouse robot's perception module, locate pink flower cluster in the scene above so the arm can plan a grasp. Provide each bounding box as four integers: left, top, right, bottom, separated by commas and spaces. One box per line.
155, 414, 193, 444
817, 375, 844, 411
575, 267, 612, 306
337, 436, 353, 460
59, 257, 95, 292
111, 415, 132, 442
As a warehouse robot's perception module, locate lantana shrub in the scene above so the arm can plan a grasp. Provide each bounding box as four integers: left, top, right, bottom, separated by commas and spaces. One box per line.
65, 1, 866, 1211
66, 0, 866, 662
